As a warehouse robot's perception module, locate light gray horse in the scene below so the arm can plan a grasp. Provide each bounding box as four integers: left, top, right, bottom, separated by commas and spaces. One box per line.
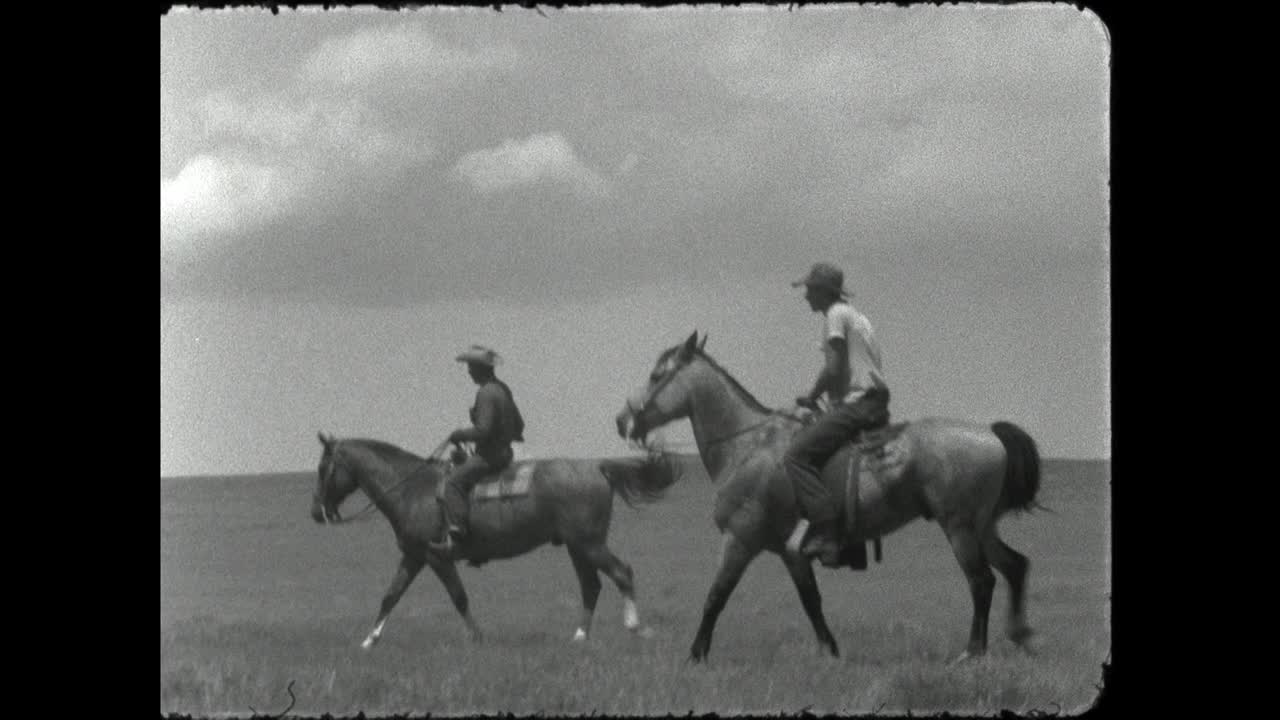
312, 433, 678, 648
615, 332, 1042, 664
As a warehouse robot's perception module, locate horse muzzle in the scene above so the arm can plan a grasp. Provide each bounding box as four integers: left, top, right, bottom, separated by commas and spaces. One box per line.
618, 388, 653, 441
628, 419, 649, 443
311, 497, 341, 524
615, 407, 632, 439
616, 405, 649, 443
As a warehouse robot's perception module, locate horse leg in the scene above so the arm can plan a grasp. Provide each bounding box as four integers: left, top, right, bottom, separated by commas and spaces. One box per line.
690, 533, 759, 663
780, 552, 839, 658
566, 544, 603, 642
983, 532, 1034, 650
361, 554, 424, 650
943, 523, 995, 663
426, 556, 483, 643
581, 542, 652, 637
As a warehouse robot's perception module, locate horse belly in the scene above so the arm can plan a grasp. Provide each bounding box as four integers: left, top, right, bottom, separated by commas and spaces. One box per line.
850, 473, 920, 540
467, 497, 553, 560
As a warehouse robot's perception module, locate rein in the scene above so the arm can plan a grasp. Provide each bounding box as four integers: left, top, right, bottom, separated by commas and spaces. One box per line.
320, 439, 451, 524
702, 413, 788, 448
631, 353, 807, 450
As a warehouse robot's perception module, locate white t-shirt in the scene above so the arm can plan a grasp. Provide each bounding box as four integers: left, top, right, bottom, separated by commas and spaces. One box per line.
821, 301, 887, 405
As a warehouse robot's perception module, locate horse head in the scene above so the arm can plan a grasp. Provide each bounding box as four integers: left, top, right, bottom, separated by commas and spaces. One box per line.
312, 431, 360, 523
616, 330, 707, 445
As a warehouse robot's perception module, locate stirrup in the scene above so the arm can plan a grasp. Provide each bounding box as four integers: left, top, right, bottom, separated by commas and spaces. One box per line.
804, 537, 846, 568
426, 534, 453, 553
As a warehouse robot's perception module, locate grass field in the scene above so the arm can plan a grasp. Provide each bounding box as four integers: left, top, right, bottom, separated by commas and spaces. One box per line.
160, 457, 1109, 716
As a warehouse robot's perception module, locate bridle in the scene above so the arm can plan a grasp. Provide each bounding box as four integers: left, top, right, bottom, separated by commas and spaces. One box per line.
628, 353, 803, 450
316, 442, 417, 525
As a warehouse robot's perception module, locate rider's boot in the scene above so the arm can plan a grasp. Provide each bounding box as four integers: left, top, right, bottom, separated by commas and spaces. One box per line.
800, 520, 847, 568
427, 499, 467, 555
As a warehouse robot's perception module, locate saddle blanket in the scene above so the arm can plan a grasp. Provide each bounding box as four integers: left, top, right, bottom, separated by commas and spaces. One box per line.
472, 462, 535, 502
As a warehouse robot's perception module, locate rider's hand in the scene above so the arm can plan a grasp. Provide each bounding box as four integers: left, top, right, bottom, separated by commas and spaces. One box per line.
796, 396, 818, 411
447, 428, 467, 444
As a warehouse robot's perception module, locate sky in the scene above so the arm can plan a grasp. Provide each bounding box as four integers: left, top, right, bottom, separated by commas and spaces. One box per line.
160, 4, 1110, 477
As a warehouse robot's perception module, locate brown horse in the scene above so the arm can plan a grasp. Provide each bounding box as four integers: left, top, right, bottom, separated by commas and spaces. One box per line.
311, 433, 679, 649
615, 332, 1042, 664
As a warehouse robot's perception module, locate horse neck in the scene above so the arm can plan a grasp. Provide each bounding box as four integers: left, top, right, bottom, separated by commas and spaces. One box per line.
686, 361, 773, 479
341, 445, 409, 527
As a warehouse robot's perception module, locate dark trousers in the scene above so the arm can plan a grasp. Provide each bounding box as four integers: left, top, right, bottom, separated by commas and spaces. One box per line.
783, 387, 890, 526
442, 448, 512, 535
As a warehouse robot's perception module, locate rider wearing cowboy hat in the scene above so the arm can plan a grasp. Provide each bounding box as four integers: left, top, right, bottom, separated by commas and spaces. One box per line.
429, 345, 525, 554
785, 262, 890, 568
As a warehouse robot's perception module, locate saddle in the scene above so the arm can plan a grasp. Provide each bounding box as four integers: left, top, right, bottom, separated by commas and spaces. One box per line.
816, 422, 908, 570
435, 461, 537, 503
471, 461, 536, 502
429, 461, 538, 566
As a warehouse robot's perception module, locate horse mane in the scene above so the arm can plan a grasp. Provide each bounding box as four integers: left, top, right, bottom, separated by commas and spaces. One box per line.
342, 438, 427, 464
658, 344, 777, 417
329, 438, 449, 496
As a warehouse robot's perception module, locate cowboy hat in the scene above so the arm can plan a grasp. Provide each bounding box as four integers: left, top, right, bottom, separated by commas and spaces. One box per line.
455, 345, 502, 367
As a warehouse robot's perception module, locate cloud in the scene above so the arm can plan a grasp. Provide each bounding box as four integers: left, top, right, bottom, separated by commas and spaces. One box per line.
161, 91, 436, 266
454, 133, 611, 199
300, 23, 519, 87
160, 10, 1105, 306
688, 8, 1107, 246
702, 7, 1103, 123
160, 154, 296, 263
201, 93, 431, 171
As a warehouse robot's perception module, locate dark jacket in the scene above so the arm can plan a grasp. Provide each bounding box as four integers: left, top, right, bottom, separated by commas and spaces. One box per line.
456, 379, 525, 461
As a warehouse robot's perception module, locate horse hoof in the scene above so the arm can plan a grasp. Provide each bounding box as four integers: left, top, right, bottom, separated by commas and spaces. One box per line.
632, 626, 655, 639
1009, 625, 1034, 646
948, 650, 979, 667
361, 637, 377, 651
572, 628, 588, 643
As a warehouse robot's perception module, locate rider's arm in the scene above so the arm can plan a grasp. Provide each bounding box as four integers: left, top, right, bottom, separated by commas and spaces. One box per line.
804, 336, 847, 403
450, 386, 500, 444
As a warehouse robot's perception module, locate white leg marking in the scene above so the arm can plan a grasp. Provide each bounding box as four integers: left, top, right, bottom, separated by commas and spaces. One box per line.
361, 619, 385, 650
785, 519, 809, 555
624, 598, 640, 630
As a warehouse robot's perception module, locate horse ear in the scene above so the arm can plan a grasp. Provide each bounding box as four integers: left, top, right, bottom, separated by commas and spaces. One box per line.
698, 333, 708, 351
318, 431, 332, 448
681, 330, 698, 357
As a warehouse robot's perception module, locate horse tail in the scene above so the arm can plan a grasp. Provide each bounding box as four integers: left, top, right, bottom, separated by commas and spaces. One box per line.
991, 421, 1042, 514
599, 453, 683, 509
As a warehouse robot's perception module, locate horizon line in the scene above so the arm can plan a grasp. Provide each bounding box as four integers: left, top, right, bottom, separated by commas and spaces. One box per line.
161, 454, 1111, 482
